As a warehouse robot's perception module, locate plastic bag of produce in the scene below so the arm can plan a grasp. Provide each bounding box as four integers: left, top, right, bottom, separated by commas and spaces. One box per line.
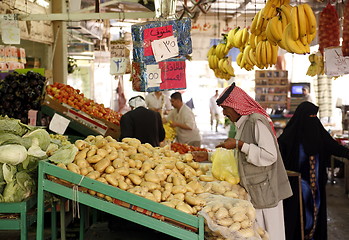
198, 194, 268, 240
211, 148, 240, 185
200, 181, 249, 201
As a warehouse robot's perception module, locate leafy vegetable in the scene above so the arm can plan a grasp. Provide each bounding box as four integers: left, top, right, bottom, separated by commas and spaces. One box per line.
0, 144, 28, 165
0, 116, 29, 136
0, 133, 32, 148
2, 171, 35, 202
48, 143, 78, 165
27, 138, 47, 158
23, 128, 51, 151
3, 163, 17, 184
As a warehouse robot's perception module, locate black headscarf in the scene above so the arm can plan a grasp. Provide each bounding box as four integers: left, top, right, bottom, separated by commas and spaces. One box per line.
278, 101, 325, 170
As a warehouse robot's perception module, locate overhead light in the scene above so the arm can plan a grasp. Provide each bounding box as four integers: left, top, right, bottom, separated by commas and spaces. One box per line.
29, 0, 50, 8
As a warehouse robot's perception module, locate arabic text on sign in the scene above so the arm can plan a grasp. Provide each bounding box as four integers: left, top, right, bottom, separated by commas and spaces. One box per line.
151, 36, 179, 62
143, 25, 173, 56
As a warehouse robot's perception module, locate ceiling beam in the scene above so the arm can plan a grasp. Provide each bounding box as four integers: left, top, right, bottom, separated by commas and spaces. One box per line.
2, 11, 156, 21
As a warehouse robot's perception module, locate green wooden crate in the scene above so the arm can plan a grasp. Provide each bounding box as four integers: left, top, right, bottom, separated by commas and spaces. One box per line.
36, 160, 205, 240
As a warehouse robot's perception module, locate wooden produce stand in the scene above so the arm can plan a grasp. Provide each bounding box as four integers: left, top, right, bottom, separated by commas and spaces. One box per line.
255, 70, 289, 110
36, 161, 205, 240
41, 95, 120, 140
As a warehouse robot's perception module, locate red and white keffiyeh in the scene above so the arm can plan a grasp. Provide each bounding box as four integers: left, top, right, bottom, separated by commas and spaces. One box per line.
218, 85, 276, 135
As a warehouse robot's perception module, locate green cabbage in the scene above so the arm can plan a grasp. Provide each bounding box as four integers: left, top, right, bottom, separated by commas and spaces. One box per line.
48, 143, 78, 165
0, 116, 30, 136
0, 133, 32, 148
0, 144, 28, 165
2, 171, 35, 202
23, 129, 51, 151
27, 138, 47, 158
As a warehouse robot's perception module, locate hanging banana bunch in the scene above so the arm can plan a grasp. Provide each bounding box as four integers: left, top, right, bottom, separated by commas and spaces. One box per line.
277, 3, 316, 54
306, 52, 324, 77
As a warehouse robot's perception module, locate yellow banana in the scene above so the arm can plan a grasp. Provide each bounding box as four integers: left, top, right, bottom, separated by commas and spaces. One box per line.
260, 41, 267, 65
281, 24, 292, 52
243, 45, 253, 66
266, 21, 277, 46
307, 31, 316, 45
255, 9, 265, 35
250, 11, 261, 34
269, 16, 283, 43
265, 40, 272, 64
207, 45, 216, 58
297, 4, 307, 38
271, 44, 279, 64
208, 55, 214, 69
280, 4, 292, 23
236, 52, 243, 67
249, 33, 257, 49
303, 3, 317, 35
223, 58, 235, 76
248, 47, 258, 66
290, 6, 299, 41
242, 28, 250, 46
255, 41, 263, 65
280, 10, 288, 31
218, 58, 227, 73
212, 55, 219, 69
227, 28, 238, 49
285, 24, 305, 54
234, 29, 244, 48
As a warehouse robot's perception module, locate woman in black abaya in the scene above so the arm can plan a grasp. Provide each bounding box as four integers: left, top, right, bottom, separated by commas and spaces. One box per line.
278, 101, 349, 240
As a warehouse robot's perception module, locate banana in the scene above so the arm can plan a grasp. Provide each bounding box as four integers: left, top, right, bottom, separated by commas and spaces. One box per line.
280, 10, 288, 31
284, 23, 305, 54
280, 4, 292, 23
248, 47, 258, 66
271, 44, 279, 64
265, 40, 272, 65
249, 32, 257, 49
303, 3, 317, 35
212, 55, 219, 69
255, 41, 263, 65
260, 41, 267, 65
208, 55, 213, 69
255, 9, 265, 35
207, 45, 216, 58
269, 16, 283, 43
281, 24, 292, 52
242, 28, 250, 46
290, 6, 299, 41
266, 20, 278, 46
236, 52, 243, 67
234, 29, 244, 48
223, 58, 235, 76
307, 31, 316, 45
218, 58, 227, 73
226, 28, 238, 49
250, 11, 261, 34
297, 4, 307, 38
242, 45, 253, 66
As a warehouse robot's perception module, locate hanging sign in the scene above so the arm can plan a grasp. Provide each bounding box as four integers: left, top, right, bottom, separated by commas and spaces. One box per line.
110, 57, 127, 75
324, 47, 349, 77
143, 25, 173, 56
1, 14, 20, 44
159, 61, 186, 89
110, 42, 126, 58
49, 113, 70, 135
151, 35, 179, 62
146, 64, 162, 88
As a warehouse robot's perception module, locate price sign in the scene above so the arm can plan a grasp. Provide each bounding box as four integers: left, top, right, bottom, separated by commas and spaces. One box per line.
324, 47, 349, 77
143, 25, 173, 56
146, 64, 162, 88
151, 36, 179, 62
110, 57, 128, 75
49, 113, 70, 135
159, 61, 186, 89
1, 14, 20, 44
110, 43, 126, 58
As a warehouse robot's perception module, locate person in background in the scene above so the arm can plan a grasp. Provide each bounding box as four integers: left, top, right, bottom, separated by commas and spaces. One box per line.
145, 91, 164, 115
192, 83, 292, 240
119, 95, 165, 147
167, 92, 201, 147
278, 101, 349, 240
209, 89, 220, 132
302, 86, 314, 103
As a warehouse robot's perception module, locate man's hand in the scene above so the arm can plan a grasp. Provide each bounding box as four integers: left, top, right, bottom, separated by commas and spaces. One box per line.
191, 151, 208, 162
216, 138, 236, 149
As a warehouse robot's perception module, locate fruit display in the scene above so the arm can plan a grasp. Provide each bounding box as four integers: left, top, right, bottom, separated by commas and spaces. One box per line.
318, 3, 340, 55
0, 71, 46, 124
306, 52, 325, 77
170, 142, 209, 154
342, 0, 349, 57
46, 82, 122, 125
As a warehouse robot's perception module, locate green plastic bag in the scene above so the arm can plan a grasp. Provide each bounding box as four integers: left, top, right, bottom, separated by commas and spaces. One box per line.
211, 148, 240, 185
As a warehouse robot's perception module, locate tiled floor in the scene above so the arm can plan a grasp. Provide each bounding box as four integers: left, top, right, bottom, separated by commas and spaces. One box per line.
1, 127, 348, 239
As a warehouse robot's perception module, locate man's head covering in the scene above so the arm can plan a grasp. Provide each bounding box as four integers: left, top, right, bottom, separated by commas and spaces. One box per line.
217, 83, 274, 126
129, 95, 146, 108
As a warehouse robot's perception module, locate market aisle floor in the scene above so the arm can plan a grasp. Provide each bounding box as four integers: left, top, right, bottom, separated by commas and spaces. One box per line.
0, 126, 348, 239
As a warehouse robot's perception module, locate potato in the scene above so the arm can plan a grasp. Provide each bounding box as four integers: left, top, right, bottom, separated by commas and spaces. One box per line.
67, 163, 80, 174
215, 207, 229, 219
153, 189, 162, 202
171, 185, 187, 194
75, 148, 89, 161
161, 201, 175, 208
94, 158, 111, 173
105, 174, 119, 186
75, 140, 89, 150
144, 172, 160, 183
86, 145, 98, 157
86, 171, 100, 180
105, 165, 115, 174
184, 193, 206, 206
86, 155, 103, 164
128, 174, 142, 185
115, 166, 130, 176
80, 167, 89, 176
75, 158, 90, 168
199, 175, 216, 182
217, 218, 234, 227
57, 163, 67, 170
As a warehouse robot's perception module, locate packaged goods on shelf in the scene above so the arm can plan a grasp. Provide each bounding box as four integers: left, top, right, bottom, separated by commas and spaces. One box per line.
131, 18, 192, 65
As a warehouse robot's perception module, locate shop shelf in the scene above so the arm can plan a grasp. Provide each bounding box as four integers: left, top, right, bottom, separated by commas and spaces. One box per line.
36, 160, 205, 240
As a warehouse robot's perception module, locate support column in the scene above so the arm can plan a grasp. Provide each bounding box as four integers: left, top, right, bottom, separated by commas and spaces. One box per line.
52, 0, 68, 84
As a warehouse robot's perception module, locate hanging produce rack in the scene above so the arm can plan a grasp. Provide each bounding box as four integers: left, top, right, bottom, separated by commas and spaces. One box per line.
36, 160, 205, 240
41, 95, 120, 140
